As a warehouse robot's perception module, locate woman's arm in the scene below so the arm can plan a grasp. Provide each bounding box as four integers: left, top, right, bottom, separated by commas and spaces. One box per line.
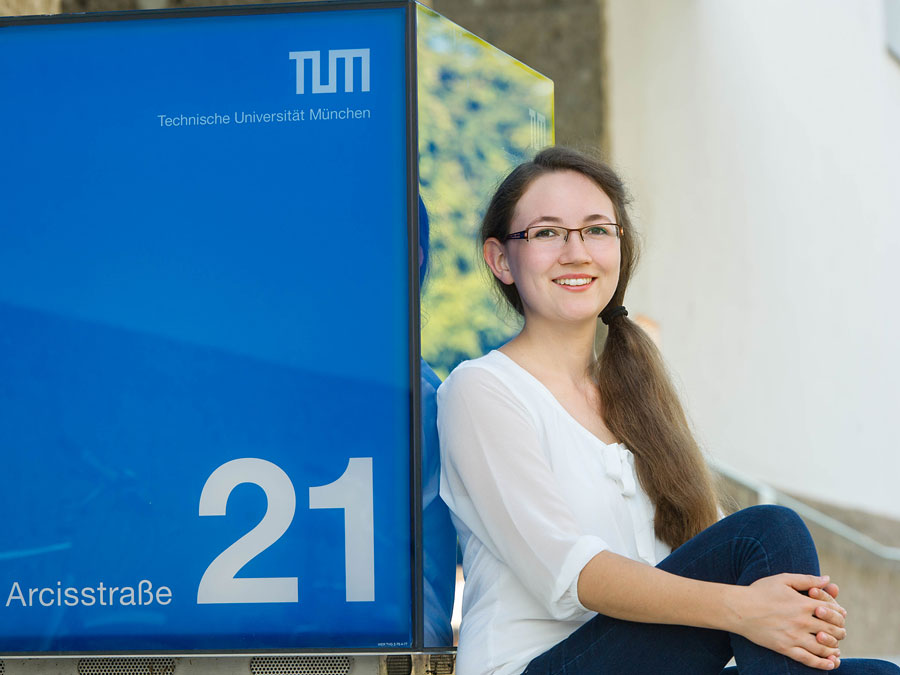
577, 551, 846, 670
438, 364, 612, 620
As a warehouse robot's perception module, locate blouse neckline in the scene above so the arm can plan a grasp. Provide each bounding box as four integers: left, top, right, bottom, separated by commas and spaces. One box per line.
488, 350, 622, 450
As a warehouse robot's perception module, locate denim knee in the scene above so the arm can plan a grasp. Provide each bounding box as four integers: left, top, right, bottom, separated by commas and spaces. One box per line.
733, 504, 809, 539
720, 504, 819, 578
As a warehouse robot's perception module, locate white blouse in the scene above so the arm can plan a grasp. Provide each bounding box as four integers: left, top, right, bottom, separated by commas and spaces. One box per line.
437, 351, 671, 675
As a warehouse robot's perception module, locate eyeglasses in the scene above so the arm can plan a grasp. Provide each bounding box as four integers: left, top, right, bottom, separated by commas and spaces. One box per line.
505, 224, 622, 248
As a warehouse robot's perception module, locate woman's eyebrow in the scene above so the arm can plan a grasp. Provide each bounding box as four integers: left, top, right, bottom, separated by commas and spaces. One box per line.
525, 213, 614, 228
525, 215, 563, 227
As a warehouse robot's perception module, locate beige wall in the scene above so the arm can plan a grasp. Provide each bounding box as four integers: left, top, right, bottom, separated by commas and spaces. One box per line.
0, 0, 60, 15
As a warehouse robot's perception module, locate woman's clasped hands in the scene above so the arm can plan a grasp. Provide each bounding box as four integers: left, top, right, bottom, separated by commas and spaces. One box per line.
733, 574, 848, 670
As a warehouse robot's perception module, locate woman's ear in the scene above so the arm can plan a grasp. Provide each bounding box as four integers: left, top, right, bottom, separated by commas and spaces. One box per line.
483, 237, 515, 285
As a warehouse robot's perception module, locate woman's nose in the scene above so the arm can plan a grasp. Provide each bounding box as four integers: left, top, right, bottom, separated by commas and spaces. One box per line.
558, 232, 593, 263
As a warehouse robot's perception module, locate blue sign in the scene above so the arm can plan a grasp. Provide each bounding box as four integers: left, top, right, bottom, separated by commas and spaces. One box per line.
0, 5, 413, 652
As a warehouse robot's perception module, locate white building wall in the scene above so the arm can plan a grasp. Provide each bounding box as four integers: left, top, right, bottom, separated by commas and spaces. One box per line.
605, 0, 900, 518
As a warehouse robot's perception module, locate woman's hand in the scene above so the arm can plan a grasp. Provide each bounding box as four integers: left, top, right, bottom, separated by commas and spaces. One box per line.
730, 574, 846, 670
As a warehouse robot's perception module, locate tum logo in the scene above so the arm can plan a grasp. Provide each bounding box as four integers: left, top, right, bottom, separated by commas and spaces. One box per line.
288, 49, 370, 94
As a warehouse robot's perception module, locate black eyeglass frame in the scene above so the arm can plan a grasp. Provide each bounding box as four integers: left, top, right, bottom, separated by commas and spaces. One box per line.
504, 224, 623, 242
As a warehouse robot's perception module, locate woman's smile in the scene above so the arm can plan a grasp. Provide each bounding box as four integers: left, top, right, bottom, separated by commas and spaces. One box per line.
552, 274, 596, 290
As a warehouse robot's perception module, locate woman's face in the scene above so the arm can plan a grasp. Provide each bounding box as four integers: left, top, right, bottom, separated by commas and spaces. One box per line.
485, 170, 621, 327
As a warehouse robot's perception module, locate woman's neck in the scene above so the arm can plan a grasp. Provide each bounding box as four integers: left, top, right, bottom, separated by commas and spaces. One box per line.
499, 317, 597, 387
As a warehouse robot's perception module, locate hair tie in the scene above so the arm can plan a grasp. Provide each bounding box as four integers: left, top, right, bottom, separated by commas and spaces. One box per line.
600, 305, 628, 325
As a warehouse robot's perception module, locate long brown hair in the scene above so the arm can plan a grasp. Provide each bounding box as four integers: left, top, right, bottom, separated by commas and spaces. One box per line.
481, 146, 718, 549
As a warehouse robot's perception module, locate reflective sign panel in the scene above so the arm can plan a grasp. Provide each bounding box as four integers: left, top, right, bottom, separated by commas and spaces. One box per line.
0, 5, 412, 652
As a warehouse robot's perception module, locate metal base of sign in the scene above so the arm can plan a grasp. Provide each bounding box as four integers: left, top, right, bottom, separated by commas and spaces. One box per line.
0, 655, 455, 675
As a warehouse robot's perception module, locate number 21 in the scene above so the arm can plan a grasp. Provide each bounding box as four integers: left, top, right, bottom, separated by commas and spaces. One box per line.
197, 457, 374, 604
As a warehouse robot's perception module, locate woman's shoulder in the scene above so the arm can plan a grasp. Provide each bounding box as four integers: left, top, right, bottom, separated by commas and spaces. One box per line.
438, 350, 548, 417
439, 351, 518, 396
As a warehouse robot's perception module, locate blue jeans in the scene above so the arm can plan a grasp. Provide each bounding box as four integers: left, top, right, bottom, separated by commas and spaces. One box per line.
523, 505, 900, 675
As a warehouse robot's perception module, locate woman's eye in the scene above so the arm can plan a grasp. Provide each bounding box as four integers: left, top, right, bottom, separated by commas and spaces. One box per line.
584, 226, 609, 237
532, 228, 559, 239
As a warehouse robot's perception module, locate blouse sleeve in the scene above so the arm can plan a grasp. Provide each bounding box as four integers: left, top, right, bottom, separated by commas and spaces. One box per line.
437, 364, 609, 621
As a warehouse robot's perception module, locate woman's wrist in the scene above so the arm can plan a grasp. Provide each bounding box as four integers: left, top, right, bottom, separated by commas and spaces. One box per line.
718, 584, 750, 634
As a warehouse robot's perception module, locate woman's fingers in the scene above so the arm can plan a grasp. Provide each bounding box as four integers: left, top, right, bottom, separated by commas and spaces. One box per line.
795, 576, 849, 650
809, 585, 848, 648
810, 586, 847, 618
811, 613, 847, 642
782, 573, 831, 592
770, 575, 847, 638
813, 621, 846, 643
822, 582, 840, 600
817, 631, 840, 648
815, 604, 845, 629
789, 634, 842, 669
786, 645, 839, 670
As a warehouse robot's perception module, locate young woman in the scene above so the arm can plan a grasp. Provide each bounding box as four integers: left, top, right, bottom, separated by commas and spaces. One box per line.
436, 147, 899, 675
